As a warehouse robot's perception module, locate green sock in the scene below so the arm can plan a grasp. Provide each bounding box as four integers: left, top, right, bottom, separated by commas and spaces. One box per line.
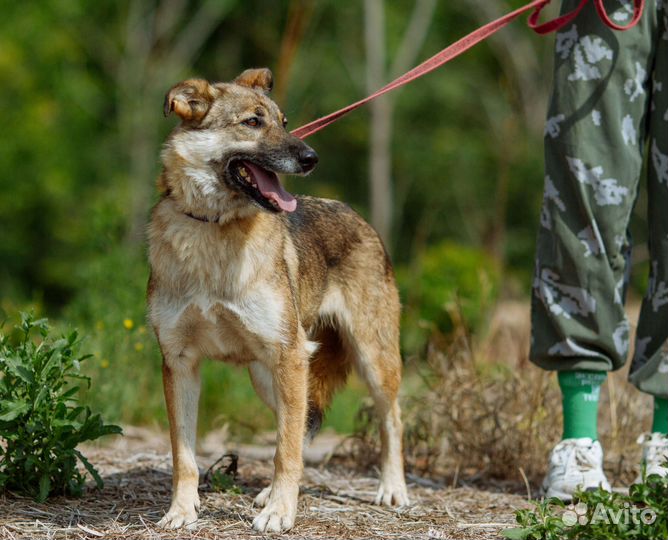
558, 370, 606, 440
652, 397, 668, 434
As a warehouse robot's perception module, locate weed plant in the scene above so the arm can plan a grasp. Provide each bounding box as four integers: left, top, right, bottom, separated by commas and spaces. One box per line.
0, 313, 121, 501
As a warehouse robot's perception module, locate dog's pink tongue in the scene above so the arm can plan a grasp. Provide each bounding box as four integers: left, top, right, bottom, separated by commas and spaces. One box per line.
243, 161, 297, 212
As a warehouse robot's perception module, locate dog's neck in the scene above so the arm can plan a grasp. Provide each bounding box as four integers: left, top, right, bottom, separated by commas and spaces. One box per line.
184, 210, 219, 223
162, 189, 261, 229
160, 185, 219, 223
161, 173, 238, 225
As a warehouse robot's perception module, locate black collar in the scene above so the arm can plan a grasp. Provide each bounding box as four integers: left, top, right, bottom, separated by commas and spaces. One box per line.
164, 192, 219, 223
185, 211, 219, 223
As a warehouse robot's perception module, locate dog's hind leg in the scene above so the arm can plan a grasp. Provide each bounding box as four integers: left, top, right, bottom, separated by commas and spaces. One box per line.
348, 325, 409, 507
158, 352, 202, 529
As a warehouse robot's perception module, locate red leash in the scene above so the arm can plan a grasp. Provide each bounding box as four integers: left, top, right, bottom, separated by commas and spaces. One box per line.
291, 0, 644, 140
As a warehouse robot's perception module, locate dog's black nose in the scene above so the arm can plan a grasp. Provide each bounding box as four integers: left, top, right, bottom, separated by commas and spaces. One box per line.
298, 148, 319, 172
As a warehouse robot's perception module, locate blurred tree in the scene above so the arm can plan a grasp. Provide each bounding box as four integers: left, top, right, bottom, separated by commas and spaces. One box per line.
274, 0, 315, 104
464, 0, 548, 266
0, 1, 110, 306
364, 0, 437, 247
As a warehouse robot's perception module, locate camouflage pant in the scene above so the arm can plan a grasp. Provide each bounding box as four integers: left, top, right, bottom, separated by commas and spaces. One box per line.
530, 0, 668, 398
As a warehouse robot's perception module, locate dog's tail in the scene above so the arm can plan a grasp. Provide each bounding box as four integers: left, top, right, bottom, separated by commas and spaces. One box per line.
306, 325, 352, 442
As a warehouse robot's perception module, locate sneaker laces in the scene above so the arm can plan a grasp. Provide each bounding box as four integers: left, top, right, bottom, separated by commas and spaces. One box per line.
552, 439, 599, 472
572, 445, 600, 471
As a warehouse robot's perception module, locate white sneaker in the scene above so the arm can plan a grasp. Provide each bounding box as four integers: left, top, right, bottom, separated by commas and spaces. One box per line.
542, 438, 611, 501
635, 432, 668, 482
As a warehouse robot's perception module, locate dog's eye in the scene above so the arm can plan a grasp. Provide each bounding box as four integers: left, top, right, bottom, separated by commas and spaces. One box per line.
243, 117, 261, 128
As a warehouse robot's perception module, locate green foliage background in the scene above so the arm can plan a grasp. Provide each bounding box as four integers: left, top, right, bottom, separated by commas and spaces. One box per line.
0, 1, 650, 434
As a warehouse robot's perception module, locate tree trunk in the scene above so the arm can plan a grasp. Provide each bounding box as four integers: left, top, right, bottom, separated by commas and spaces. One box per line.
364, 0, 436, 249
364, 0, 392, 246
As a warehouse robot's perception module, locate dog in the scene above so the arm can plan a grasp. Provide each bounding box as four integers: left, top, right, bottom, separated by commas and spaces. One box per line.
147, 68, 408, 533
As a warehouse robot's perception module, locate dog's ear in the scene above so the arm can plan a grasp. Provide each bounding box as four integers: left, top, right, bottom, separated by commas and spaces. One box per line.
164, 79, 217, 121
233, 68, 273, 94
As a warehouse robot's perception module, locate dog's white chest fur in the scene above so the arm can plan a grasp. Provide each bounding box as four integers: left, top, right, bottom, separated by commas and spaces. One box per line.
148, 210, 287, 363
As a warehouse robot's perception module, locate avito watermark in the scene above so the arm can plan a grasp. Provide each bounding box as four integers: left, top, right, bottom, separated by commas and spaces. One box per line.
562, 501, 657, 527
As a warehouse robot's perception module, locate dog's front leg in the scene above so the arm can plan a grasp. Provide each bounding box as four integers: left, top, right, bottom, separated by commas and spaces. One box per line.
252, 345, 308, 533
158, 355, 201, 529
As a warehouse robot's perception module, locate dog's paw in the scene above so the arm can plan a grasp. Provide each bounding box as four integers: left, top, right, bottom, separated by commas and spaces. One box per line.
253, 485, 272, 507
157, 498, 200, 530
374, 478, 409, 507
252, 498, 296, 533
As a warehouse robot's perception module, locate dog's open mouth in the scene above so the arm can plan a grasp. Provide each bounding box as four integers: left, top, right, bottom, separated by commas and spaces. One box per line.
229, 160, 297, 213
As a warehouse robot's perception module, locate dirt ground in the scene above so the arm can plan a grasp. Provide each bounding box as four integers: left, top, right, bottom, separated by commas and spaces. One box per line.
0, 427, 530, 540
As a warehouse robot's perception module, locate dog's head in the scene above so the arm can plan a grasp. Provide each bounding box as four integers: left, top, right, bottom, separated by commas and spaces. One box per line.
161, 69, 318, 215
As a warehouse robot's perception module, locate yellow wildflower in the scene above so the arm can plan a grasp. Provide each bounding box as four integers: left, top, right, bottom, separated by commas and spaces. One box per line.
100, 359, 110, 369
123, 318, 134, 330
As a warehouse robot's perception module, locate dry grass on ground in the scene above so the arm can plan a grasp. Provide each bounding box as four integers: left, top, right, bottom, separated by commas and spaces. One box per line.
0, 428, 529, 540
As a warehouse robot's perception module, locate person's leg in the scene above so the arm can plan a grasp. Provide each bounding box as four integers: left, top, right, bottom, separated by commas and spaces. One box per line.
534, 0, 656, 423
558, 371, 606, 439
629, 0, 668, 408
652, 398, 668, 434
532, 0, 658, 498
631, 2, 668, 478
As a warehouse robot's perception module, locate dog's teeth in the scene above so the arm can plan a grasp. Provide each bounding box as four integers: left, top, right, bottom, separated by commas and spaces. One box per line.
239, 167, 249, 178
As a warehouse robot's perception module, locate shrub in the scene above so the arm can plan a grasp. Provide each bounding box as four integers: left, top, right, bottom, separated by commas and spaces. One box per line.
396, 241, 500, 354
0, 312, 121, 501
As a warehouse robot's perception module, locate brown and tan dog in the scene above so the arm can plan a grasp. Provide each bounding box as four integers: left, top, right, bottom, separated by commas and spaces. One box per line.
147, 68, 408, 533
